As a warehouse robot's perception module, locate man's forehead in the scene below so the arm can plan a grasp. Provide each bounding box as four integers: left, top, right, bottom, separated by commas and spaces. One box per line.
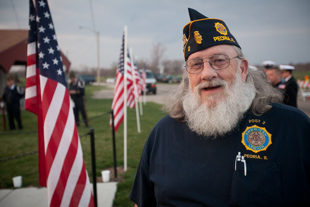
188, 45, 235, 59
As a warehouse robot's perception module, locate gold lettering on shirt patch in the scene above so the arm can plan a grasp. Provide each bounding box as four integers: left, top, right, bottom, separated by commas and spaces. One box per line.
249, 119, 261, 124
244, 154, 262, 159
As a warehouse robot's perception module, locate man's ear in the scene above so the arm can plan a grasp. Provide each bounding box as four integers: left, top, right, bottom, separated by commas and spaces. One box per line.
240, 59, 248, 82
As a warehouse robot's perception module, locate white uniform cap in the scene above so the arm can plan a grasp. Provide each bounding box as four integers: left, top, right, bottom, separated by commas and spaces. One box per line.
249, 65, 258, 71
263, 60, 276, 67
279, 65, 295, 70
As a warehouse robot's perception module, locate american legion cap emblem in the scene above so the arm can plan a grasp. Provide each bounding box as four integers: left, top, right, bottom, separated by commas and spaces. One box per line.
214, 22, 227, 35
241, 125, 272, 153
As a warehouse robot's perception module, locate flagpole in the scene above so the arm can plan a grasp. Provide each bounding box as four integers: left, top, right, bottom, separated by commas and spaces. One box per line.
139, 96, 143, 115
143, 62, 147, 105
123, 26, 128, 172
130, 48, 141, 133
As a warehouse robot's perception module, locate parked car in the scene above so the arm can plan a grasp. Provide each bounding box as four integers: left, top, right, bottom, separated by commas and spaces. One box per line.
155, 73, 182, 83
166, 75, 182, 83
154, 73, 167, 82
141, 69, 157, 94
77, 74, 96, 85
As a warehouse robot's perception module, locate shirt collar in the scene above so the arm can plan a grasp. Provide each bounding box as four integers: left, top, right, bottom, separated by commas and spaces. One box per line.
285, 75, 292, 82
10, 84, 16, 90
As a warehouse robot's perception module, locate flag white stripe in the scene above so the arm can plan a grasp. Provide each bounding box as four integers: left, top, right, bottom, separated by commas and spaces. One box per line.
27, 42, 36, 55
112, 77, 123, 99
113, 87, 124, 110
79, 171, 92, 207
114, 107, 124, 125
26, 64, 36, 78
44, 83, 66, 151
60, 135, 83, 207
25, 86, 37, 99
40, 75, 47, 102
48, 101, 75, 205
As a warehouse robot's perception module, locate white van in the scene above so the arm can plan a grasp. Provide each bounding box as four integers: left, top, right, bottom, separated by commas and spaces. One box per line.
141, 69, 157, 94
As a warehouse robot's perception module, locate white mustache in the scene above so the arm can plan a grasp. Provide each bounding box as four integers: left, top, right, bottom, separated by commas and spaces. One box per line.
195, 79, 227, 91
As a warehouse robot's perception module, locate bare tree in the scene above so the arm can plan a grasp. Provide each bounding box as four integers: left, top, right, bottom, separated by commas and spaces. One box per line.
149, 43, 166, 73
162, 59, 184, 75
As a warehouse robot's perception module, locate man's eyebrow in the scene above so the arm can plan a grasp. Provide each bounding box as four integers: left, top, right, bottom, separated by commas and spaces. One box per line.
189, 54, 226, 60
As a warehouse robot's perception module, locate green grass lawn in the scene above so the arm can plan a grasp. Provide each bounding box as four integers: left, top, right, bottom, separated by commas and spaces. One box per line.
294, 70, 310, 81
0, 84, 166, 206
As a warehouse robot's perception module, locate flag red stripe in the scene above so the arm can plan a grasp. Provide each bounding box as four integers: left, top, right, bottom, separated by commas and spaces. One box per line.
45, 90, 70, 178
112, 101, 124, 131
41, 79, 57, 121
25, 97, 37, 114
69, 162, 87, 206
27, 53, 36, 66
26, 75, 37, 87
50, 126, 78, 206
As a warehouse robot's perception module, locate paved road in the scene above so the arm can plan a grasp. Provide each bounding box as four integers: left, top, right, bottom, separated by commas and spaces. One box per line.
93, 83, 177, 105
94, 83, 310, 117
0, 183, 117, 207
298, 97, 310, 117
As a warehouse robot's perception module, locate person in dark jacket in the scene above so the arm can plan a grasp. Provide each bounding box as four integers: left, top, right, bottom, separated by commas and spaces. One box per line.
2, 76, 24, 130
129, 8, 310, 207
279, 64, 299, 107
69, 72, 89, 127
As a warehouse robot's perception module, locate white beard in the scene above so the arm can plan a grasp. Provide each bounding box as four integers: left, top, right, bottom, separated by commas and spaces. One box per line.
182, 72, 256, 138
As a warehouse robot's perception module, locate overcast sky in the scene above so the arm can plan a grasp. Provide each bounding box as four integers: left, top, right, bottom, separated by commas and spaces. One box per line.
1, 0, 310, 70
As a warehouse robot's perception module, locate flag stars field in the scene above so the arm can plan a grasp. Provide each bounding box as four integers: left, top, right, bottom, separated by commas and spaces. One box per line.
29, 15, 35, 21
57, 69, 62, 75
44, 12, 50, 18
39, 52, 44, 59
42, 62, 49, 69
39, 26, 45, 33
43, 36, 50, 43
53, 58, 59, 65
39, 0, 46, 7
48, 47, 54, 54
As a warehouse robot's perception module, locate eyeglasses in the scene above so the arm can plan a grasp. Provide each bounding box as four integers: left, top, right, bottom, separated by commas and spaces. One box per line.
185, 54, 240, 74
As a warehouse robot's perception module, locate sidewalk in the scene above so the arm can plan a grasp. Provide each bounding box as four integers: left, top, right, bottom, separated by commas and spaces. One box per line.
0, 182, 117, 207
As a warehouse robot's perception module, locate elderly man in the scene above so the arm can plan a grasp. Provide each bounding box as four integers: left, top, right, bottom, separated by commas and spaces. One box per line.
130, 8, 310, 207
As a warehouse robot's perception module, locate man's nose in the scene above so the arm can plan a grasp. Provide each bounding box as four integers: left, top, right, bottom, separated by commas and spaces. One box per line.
200, 61, 218, 81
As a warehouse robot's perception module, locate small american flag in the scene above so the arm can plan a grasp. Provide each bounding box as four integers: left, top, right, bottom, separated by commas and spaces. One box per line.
142, 63, 146, 93
133, 60, 143, 98
111, 31, 135, 131
25, 0, 94, 206
126, 51, 136, 109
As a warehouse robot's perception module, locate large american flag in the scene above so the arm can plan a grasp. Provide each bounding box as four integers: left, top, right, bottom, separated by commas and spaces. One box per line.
25, 0, 94, 206
111, 31, 135, 132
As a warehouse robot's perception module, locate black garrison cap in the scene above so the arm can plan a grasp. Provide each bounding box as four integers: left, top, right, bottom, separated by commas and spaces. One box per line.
183, 8, 241, 60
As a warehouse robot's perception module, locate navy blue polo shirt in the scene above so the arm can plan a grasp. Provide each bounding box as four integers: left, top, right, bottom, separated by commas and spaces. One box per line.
130, 103, 310, 207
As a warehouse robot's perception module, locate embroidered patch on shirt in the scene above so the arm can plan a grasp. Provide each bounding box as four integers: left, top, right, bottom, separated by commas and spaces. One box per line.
241, 125, 272, 153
